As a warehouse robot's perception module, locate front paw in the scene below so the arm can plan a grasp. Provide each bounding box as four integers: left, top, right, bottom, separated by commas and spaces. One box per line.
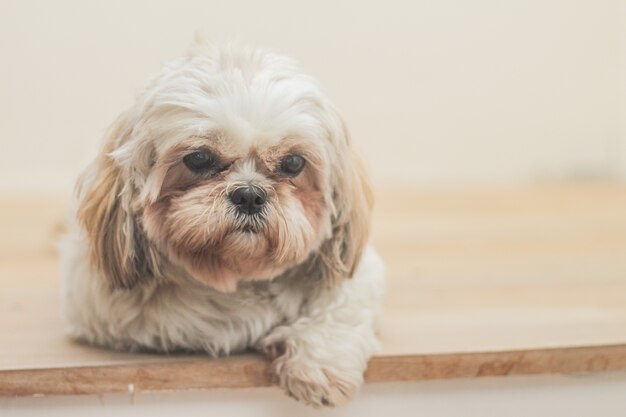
262, 336, 361, 407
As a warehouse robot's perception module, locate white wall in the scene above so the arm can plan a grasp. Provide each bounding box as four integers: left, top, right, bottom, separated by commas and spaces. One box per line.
620, 0, 626, 179
3, 373, 626, 417
0, 0, 624, 194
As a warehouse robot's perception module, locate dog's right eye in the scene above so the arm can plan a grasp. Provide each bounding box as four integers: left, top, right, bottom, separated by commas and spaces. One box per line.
183, 150, 216, 173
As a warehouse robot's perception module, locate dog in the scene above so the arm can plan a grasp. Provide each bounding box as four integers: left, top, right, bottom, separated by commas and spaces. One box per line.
61, 43, 385, 407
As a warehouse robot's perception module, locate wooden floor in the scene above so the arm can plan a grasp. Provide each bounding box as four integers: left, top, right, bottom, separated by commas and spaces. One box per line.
2, 183, 626, 396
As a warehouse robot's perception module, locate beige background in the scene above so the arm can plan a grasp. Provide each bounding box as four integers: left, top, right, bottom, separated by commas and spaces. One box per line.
1, 0, 625, 194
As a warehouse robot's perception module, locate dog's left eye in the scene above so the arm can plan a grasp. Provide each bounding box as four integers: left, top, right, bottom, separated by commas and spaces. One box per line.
183, 150, 216, 173
279, 154, 306, 177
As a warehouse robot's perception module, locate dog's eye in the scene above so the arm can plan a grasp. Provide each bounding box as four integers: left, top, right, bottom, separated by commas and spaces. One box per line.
183, 150, 216, 173
279, 154, 306, 177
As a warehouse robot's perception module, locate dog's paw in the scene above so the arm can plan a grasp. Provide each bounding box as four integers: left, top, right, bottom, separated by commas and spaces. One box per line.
279, 365, 358, 407
262, 336, 361, 407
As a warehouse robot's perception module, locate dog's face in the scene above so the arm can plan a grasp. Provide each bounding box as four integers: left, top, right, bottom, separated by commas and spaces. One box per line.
78, 45, 372, 292
142, 128, 333, 291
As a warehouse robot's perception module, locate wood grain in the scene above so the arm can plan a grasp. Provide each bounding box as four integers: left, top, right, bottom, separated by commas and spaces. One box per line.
3, 345, 626, 396
1, 184, 626, 396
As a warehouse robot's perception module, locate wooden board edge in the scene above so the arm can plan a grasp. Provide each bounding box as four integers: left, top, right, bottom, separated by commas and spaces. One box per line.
2, 344, 626, 397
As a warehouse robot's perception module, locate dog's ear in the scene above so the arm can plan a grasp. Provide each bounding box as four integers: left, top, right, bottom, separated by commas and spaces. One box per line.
77, 113, 161, 289
317, 109, 374, 286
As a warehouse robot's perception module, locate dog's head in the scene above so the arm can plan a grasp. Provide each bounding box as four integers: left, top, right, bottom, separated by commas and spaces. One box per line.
77, 45, 372, 292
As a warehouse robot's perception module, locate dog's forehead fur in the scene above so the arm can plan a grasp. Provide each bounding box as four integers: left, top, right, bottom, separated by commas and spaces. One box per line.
123, 45, 331, 165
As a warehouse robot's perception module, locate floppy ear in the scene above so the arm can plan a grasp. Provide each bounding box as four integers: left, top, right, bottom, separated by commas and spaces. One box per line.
317, 111, 374, 286
77, 114, 161, 289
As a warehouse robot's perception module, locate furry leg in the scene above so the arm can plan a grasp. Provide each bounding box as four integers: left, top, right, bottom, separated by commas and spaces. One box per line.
262, 247, 385, 407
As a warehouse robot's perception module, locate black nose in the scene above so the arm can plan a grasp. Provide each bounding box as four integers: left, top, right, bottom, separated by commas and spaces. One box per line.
229, 186, 267, 215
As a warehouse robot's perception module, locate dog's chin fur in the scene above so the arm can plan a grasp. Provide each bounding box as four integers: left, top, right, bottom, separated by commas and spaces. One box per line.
61, 43, 385, 407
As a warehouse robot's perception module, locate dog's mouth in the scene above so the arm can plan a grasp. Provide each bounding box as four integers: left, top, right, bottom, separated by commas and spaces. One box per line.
233, 214, 265, 234
239, 224, 258, 233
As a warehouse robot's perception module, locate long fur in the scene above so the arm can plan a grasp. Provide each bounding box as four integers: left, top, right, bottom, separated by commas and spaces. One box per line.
61, 43, 385, 407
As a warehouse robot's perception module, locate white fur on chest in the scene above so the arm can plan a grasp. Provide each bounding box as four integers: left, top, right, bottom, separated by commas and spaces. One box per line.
61, 225, 316, 355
